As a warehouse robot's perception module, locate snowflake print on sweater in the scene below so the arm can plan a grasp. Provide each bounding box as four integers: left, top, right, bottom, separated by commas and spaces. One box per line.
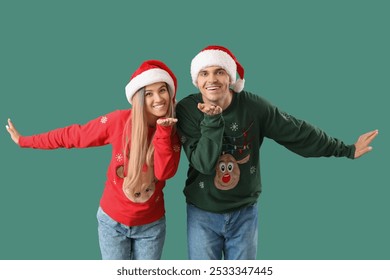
100, 116, 108, 124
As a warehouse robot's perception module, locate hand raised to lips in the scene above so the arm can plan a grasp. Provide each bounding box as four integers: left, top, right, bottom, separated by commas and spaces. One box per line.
197, 103, 222, 116
157, 117, 178, 126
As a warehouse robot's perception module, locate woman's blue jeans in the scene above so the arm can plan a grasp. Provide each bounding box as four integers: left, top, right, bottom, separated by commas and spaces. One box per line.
96, 207, 166, 260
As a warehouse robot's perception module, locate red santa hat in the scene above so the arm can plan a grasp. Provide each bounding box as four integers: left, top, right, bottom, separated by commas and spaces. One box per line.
190, 45, 245, 92
125, 60, 177, 104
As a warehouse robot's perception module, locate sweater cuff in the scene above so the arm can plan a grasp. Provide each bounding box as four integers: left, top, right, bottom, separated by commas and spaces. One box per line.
18, 136, 30, 148
201, 114, 223, 127
347, 144, 356, 159
155, 124, 172, 138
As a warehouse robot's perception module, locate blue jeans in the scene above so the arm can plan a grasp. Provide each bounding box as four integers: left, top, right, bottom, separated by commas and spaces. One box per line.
96, 207, 166, 260
187, 203, 258, 260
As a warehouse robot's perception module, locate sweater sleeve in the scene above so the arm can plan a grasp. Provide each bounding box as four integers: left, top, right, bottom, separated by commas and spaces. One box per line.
152, 125, 181, 181
258, 96, 355, 159
176, 97, 225, 175
18, 112, 117, 149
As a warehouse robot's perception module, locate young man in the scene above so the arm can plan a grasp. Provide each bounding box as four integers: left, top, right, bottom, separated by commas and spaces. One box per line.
176, 45, 378, 260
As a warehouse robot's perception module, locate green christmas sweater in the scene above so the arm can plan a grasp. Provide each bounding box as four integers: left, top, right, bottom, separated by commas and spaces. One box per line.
176, 91, 355, 213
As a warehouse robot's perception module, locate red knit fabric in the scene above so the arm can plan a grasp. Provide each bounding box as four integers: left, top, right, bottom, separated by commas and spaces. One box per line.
19, 109, 181, 226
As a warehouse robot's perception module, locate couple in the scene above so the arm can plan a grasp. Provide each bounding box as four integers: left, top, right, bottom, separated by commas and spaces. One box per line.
6, 45, 378, 260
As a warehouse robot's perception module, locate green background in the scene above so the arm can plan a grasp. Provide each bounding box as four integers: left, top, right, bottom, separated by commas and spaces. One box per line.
0, 0, 388, 260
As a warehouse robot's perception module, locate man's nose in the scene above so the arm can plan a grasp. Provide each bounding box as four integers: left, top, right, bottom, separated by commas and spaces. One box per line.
207, 73, 217, 82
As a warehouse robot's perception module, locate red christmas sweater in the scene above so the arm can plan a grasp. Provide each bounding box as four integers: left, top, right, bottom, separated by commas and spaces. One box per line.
18, 109, 181, 226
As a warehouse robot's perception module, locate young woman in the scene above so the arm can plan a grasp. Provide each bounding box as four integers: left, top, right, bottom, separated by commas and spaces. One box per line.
5, 60, 181, 260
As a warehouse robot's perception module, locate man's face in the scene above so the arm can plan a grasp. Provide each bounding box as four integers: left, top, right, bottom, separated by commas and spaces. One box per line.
196, 66, 231, 105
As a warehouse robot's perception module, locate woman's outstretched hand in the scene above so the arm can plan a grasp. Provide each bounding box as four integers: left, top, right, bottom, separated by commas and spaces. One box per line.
5, 118, 21, 145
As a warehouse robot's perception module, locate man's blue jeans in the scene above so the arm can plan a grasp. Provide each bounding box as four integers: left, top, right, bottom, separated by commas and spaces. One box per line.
187, 203, 258, 260
97, 207, 166, 260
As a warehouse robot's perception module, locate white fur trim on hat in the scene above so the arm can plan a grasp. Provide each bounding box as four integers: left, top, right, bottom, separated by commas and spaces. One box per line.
191, 49, 237, 88
125, 68, 175, 104
232, 78, 245, 93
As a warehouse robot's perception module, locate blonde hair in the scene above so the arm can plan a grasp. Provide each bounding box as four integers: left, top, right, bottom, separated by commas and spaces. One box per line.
122, 84, 175, 198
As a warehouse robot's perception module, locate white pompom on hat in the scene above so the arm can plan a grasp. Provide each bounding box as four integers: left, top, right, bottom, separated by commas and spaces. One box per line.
125, 60, 177, 104
191, 45, 245, 92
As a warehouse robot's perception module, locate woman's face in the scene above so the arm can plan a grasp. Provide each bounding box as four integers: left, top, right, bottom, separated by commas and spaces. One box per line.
143, 82, 171, 123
